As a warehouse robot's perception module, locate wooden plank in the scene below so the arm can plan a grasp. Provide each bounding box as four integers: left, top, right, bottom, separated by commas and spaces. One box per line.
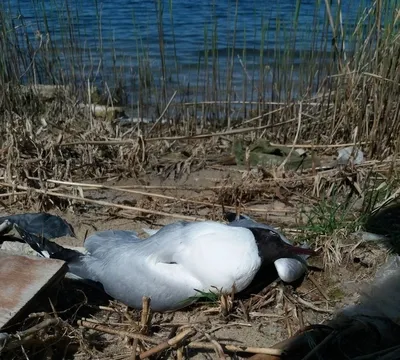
0, 252, 67, 330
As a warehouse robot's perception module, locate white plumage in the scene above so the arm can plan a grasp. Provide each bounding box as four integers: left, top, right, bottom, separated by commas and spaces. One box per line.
69, 221, 262, 311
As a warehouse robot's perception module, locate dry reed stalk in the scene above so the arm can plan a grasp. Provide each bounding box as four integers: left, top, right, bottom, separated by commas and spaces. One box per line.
202, 333, 226, 359
26, 165, 373, 192
59, 114, 316, 146
271, 142, 370, 149
130, 297, 152, 360
308, 274, 330, 301
0, 191, 27, 198
77, 320, 158, 344
148, 90, 177, 134
241, 105, 291, 125
131, 338, 139, 360
2, 318, 62, 351
140, 297, 151, 334
278, 102, 302, 172
138, 328, 196, 359
25, 177, 297, 215
187, 342, 283, 356
286, 294, 333, 314
77, 320, 283, 356
0, 182, 204, 221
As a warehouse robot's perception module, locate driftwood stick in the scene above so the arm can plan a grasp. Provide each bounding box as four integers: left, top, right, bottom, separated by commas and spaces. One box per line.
139, 328, 196, 359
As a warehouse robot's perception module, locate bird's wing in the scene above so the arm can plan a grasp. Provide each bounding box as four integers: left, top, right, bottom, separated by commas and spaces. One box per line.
80, 222, 201, 310
157, 221, 261, 292
84, 229, 141, 256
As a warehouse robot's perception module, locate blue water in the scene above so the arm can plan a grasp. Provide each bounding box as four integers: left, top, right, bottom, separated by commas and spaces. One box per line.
3, 0, 386, 105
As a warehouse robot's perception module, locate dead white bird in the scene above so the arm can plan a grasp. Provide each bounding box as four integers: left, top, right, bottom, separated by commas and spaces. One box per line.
16, 220, 315, 311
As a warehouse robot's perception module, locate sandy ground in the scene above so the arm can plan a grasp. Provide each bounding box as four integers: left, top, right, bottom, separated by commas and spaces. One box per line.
0, 166, 390, 359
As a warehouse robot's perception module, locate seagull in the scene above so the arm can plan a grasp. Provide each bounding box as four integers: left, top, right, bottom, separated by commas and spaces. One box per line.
14, 219, 315, 312
224, 213, 311, 283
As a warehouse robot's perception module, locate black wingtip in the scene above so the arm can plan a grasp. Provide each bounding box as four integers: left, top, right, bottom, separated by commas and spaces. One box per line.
14, 224, 80, 262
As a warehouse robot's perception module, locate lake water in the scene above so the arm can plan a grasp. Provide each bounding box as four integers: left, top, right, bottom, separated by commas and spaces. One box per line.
3, 0, 385, 105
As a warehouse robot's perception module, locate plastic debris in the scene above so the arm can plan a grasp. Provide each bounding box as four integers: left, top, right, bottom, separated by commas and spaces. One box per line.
337, 146, 364, 166
0, 213, 75, 240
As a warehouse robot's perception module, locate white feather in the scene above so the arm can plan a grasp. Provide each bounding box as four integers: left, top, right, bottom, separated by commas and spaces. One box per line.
70, 221, 262, 311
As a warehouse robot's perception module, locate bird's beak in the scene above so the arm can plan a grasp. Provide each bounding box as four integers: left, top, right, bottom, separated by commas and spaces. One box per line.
291, 254, 310, 267
283, 243, 317, 265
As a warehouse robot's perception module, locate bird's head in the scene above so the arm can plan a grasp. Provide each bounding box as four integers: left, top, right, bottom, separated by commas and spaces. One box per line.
248, 227, 317, 265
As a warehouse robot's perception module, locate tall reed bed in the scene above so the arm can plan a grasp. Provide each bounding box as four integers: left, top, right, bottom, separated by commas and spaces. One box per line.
0, 0, 399, 154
